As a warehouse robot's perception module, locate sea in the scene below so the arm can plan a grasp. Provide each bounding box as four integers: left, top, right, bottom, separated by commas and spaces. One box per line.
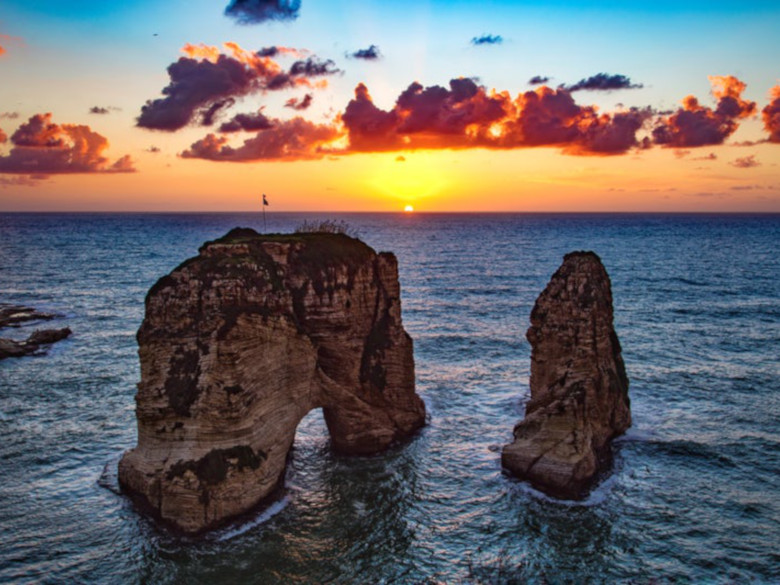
0, 212, 778, 584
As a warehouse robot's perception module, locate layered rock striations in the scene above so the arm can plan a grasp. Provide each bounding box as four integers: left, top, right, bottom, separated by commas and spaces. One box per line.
118, 228, 425, 533
502, 251, 630, 499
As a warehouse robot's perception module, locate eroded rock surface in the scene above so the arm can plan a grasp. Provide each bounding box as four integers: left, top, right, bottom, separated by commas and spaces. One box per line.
118, 228, 425, 533
502, 251, 630, 499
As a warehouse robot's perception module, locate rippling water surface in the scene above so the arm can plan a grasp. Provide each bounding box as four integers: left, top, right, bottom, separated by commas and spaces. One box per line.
0, 212, 778, 583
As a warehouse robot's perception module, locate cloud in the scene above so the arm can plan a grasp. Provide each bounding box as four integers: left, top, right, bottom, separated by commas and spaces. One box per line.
147, 146, 161, 153
0, 127, 6, 143
730, 155, 760, 168
528, 75, 550, 85
471, 34, 503, 46
219, 110, 274, 132
0, 112, 19, 119
563, 73, 643, 92
89, 106, 110, 115
285, 93, 313, 110
763, 85, 780, 143
349, 45, 381, 60
730, 184, 762, 191
0, 113, 135, 174
181, 117, 340, 161
0, 175, 46, 188
395, 155, 406, 162
0, 46, 4, 57
693, 152, 717, 160
341, 78, 651, 156
653, 75, 756, 147
224, 0, 300, 24
138, 42, 337, 131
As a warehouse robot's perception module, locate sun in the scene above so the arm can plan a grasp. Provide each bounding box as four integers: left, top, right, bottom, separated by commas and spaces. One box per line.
404, 204, 415, 212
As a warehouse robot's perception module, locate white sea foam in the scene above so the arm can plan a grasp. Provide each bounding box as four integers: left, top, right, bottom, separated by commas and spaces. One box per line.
214, 497, 291, 542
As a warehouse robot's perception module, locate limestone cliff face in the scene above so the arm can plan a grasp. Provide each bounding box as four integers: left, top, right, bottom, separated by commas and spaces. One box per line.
502, 251, 630, 499
118, 228, 425, 533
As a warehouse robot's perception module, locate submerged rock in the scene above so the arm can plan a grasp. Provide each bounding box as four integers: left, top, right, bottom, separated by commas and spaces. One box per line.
0, 327, 71, 359
118, 228, 425, 533
502, 251, 630, 499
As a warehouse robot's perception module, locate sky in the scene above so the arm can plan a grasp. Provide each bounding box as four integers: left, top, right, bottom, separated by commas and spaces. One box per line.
0, 0, 779, 212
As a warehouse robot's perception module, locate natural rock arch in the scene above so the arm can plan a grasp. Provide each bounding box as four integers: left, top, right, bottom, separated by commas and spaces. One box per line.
119, 228, 426, 533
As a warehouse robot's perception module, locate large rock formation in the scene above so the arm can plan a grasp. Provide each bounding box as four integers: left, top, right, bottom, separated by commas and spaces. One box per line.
502, 251, 630, 499
118, 228, 425, 533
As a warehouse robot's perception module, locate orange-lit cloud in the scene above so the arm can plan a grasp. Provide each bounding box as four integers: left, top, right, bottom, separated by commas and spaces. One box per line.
0, 113, 135, 174
652, 75, 756, 147
181, 117, 340, 161
285, 93, 313, 110
138, 42, 339, 131
763, 85, 780, 143
730, 155, 761, 168
341, 78, 651, 155
180, 75, 780, 163
0, 127, 6, 143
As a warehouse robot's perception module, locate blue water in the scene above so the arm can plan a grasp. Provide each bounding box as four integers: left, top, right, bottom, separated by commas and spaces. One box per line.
0, 212, 778, 583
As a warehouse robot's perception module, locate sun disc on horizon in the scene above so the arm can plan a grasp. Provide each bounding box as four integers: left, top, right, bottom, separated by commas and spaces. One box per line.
404, 205, 414, 212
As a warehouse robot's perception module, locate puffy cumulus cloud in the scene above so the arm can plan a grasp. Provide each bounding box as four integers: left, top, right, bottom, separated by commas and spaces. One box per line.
181, 117, 340, 161
224, 0, 300, 24
219, 110, 274, 132
653, 75, 756, 147
529, 75, 550, 85
763, 86, 780, 143
730, 155, 760, 168
349, 45, 381, 60
0, 113, 135, 174
563, 73, 643, 92
341, 79, 650, 155
471, 34, 503, 46
285, 94, 313, 110
138, 42, 337, 131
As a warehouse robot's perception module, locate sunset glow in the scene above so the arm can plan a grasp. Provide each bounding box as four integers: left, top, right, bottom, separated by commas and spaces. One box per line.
0, 1, 777, 211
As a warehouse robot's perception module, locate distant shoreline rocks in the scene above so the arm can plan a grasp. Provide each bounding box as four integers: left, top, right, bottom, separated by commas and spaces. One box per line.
0, 304, 71, 360
502, 251, 631, 499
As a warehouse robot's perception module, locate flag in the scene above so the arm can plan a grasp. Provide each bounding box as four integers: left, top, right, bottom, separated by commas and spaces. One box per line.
262, 194, 269, 206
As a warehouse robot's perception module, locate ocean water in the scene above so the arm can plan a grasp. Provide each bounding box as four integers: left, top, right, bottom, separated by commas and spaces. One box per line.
0, 212, 778, 584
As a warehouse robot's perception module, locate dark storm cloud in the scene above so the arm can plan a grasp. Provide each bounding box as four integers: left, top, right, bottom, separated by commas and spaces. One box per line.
563, 73, 643, 92
471, 34, 503, 46
528, 75, 550, 85
653, 76, 756, 147
219, 110, 274, 132
224, 0, 300, 24
284, 94, 313, 110
763, 86, 780, 143
349, 45, 381, 60
0, 113, 135, 174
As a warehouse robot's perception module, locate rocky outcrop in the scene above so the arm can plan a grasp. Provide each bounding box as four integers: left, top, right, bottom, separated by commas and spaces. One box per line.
0, 327, 72, 359
502, 251, 630, 499
0, 304, 70, 360
118, 228, 425, 533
